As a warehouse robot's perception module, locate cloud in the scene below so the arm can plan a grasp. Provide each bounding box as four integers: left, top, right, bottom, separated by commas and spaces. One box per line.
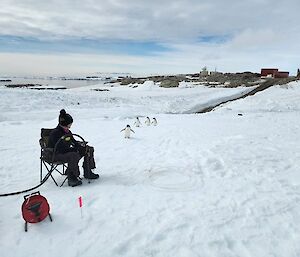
1, 0, 299, 41
0, 0, 299, 75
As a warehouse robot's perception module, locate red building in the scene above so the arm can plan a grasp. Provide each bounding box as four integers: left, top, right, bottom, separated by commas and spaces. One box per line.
274, 71, 289, 78
261, 68, 278, 77
261, 68, 289, 78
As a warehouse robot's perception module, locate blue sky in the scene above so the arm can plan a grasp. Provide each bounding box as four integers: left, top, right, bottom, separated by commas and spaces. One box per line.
0, 0, 299, 76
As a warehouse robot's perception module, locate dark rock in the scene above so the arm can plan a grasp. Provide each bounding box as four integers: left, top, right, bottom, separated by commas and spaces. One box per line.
160, 79, 179, 88
5, 84, 42, 88
120, 77, 145, 85
30, 87, 67, 90
92, 89, 110, 91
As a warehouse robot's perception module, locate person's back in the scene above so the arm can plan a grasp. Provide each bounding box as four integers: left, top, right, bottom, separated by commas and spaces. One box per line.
48, 127, 61, 149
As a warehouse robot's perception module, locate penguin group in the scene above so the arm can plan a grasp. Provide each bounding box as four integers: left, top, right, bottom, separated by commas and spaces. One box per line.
144, 117, 157, 127
120, 116, 158, 139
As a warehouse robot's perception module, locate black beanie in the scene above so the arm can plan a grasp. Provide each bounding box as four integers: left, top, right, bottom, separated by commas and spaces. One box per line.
59, 109, 73, 126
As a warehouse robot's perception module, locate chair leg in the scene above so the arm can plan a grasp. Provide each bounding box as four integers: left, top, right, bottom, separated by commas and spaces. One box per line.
41, 161, 69, 187
60, 176, 68, 187
43, 162, 59, 186
50, 173, 59, 186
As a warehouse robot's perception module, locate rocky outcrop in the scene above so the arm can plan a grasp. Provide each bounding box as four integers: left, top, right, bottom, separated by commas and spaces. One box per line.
30, 87, 67, 90
109, 77, 146, 85
108, 71, 298, 89
5, 84, 42, 88
160, 79, 179, 88
92, 89, 110, 91
5, 84, 67, 90
120, 78, 145, 85
206, 72, 261, 87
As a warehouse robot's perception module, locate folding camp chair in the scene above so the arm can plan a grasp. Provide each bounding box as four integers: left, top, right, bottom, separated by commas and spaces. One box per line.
39, 128, 68, 187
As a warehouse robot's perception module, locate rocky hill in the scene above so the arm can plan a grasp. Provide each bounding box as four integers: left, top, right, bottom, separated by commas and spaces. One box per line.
109, 72, 298, 88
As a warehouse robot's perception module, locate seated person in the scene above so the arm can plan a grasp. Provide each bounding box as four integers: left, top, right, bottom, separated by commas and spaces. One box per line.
48, 109, 99, 187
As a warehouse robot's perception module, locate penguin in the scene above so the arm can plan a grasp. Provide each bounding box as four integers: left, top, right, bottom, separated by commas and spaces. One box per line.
151, 117, 158, 126
120, 124, 135, 139
145, 116, 151, 126
134, 117, 142, 127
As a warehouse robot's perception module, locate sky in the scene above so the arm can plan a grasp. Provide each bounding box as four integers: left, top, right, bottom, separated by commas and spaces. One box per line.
0, 0, 299, 76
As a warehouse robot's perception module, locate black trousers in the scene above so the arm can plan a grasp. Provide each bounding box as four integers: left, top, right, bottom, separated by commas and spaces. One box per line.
54, 145, 96, 178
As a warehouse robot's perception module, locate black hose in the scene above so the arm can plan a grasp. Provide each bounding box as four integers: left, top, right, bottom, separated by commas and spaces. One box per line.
0, 170, 53, 197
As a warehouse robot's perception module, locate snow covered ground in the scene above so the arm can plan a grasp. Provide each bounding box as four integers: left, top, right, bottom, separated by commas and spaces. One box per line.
0, 80, 300, 257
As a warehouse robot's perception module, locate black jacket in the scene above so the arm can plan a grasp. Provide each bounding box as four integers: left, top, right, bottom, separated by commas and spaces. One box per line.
48, 125, 79, 154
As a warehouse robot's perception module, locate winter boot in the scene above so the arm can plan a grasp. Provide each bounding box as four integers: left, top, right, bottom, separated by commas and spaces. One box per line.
84, 171, 99, 180
83, 160, 99, 179
68, 176, 82, 187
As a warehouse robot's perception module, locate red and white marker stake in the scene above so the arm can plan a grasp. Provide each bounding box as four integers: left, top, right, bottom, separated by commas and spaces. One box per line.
78, 196, 83, 218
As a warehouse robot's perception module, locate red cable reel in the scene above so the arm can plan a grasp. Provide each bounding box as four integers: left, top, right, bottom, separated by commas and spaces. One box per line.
21, 191, 52, 232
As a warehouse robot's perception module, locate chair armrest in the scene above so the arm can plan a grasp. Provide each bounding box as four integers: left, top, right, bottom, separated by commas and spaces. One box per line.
49, 134, 87, 162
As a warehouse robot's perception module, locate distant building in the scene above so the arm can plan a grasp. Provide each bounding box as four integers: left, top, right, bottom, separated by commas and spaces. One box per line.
200, 70, 209, 76
274, 71, 289, 78
261, 68, 289, 78
200, 66, 209, 76
261, 68, 278, 77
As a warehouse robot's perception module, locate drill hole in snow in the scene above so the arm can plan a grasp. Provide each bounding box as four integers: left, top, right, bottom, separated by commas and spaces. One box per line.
148, 169, 196, 192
